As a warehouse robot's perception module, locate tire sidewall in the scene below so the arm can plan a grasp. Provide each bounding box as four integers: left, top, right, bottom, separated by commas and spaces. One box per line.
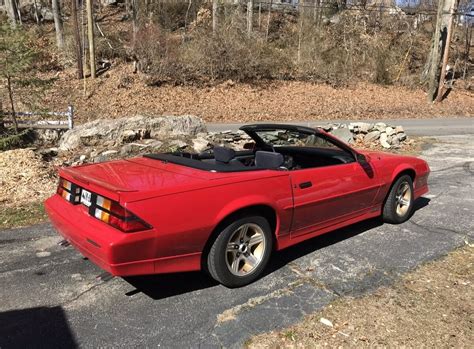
209, 216, 273, 288
385, 175, 414, 224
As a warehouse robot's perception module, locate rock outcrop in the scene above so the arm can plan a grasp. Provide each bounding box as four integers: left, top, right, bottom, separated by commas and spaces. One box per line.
59, 115, 206, 151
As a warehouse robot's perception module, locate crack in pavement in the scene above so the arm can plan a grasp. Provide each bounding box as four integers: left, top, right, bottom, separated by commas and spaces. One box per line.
408, 220, 472, 241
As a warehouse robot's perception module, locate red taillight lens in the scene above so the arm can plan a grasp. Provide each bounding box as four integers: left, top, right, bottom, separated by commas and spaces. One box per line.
93, 197, 151, 233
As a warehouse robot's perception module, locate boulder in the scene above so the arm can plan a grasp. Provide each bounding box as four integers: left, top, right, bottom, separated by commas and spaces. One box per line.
330, 127, 353, 144
364, 130, 380, 142
385, 127, 395, 136
59, 115, 206, 151
397, 132, 407, 141
380, 133, 391, 149
192, 138, 210, 153
395, 126, 405, 134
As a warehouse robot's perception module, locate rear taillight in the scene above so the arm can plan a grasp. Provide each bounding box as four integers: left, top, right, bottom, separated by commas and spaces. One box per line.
57, 178, 80, 204
93, 195, 151, 233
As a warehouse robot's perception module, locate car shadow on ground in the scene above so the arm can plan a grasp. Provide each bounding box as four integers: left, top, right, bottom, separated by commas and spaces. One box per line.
124, 198, 430, 300
0, 306, 78, 348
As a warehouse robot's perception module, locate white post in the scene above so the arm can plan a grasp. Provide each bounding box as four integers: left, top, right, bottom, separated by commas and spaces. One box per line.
68, 105, 74, 129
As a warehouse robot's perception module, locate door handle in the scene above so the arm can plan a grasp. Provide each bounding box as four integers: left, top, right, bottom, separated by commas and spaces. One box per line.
299, 181, 312, 189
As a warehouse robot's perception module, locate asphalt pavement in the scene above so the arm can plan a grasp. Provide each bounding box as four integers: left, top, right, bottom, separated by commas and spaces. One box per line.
0, 134, 473, 348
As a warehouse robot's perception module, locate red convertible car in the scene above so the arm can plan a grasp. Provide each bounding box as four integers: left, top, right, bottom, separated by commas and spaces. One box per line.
45, 124, 430, 287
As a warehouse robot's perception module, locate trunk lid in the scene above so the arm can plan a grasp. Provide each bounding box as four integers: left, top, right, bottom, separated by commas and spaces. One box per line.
60, 157, 210, 200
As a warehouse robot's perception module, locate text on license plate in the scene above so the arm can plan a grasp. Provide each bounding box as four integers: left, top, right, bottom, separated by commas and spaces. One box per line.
81, 189, 92, 207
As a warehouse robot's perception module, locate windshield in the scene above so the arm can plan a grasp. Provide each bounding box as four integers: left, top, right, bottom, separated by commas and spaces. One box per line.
255, 130, 336, 148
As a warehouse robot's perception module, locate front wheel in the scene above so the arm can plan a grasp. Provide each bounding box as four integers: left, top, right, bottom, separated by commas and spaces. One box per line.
382, 174, 414, 224
207, 216, 272, 288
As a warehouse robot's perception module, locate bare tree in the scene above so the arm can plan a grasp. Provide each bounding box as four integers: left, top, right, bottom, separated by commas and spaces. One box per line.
247, 0, 254, 37
86, 0, 96, 78
52, 0, 65, 50
4, 0, 20, 27
265, 0, 273, 41
212, 0, 218, 33
71, 0, 84, 79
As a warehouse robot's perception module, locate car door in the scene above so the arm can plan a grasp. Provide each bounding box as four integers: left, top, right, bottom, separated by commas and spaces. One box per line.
289, 154, 381, 238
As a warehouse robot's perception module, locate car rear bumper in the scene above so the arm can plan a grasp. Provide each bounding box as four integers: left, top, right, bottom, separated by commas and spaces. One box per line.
45, 194, 202, 276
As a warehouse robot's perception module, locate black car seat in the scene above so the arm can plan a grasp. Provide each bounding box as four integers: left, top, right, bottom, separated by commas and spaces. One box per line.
255, 151, 285, 169
210, 146, 245, 168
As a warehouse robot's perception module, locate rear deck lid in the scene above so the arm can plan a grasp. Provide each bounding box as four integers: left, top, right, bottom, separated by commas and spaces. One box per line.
60, 157, 210, 196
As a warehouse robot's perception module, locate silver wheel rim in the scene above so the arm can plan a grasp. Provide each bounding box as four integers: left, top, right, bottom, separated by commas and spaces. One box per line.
396, 182, 412, 216
225, 223, 266, 276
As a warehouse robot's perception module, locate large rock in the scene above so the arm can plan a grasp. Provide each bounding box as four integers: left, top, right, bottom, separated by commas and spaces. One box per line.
380, 133, 391, 149
59, 115, 206, 151
330, 127, 353, 144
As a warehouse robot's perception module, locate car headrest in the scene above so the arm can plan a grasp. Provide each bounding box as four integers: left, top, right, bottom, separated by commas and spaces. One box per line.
255, 151, 284, 169
213, 146, 236, 164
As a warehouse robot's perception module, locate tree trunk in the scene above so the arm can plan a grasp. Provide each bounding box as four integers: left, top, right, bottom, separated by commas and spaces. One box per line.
435, 1, 457, 102
247, 0, 254, 37
0, 101, 5, 133
86, 0, 97, 78
212, 0, 218, 33
71, 0, 84, 79
258, 2, 262, 30
4, 0, 20, 27
132, 0, 138, 47
265, 0, 273, 42
425, 0, 457, 102
33, 0, 41, 25
297, 0, 304, 64
52, 0, 65, 50
6, 76, 19, 134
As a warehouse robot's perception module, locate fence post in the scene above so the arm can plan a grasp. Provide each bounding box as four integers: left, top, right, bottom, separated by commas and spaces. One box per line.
67, 105, 74, 129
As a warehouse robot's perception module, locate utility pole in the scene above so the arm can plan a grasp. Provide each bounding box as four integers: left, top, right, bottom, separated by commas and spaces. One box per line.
71, 0, 83, 79
426, 0, 458, 102
86, 0, 96, 78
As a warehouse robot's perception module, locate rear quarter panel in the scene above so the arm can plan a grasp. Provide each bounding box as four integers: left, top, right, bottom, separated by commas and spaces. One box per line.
123, 172, 293, 259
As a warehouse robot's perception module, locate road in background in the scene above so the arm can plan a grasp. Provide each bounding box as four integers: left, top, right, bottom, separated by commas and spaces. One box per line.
207, 117, 474, 136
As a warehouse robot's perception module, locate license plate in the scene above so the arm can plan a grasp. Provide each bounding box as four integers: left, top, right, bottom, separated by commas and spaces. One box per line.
80, 189, 92, 207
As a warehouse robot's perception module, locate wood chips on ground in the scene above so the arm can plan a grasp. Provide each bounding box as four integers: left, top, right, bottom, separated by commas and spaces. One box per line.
0, 149, 56, 207
248, 245, 473, 348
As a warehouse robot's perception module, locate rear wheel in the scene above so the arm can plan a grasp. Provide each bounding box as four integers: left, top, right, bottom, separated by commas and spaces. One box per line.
207, 216, 272, 288
382, 174, 414, 224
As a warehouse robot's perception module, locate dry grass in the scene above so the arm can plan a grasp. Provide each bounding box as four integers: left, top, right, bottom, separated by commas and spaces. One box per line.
248, 245, 474, 348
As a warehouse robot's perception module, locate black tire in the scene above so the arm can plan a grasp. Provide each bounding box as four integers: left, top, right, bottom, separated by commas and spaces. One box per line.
207, 216, 273, 288
382, 174, 414, 224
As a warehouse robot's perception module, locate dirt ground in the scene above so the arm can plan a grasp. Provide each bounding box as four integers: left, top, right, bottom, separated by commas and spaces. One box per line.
37, 64, 474, 124
248, 245, 474, 348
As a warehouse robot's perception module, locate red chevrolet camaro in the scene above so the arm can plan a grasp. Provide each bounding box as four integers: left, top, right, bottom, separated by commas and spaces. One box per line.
45, 124, 430, 287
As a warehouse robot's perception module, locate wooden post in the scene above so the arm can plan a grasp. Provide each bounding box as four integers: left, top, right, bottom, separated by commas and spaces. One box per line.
71, 0, 84, 79
86, 0, 96, 78
67, 105, 74, 130
426, 0, 457, 102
